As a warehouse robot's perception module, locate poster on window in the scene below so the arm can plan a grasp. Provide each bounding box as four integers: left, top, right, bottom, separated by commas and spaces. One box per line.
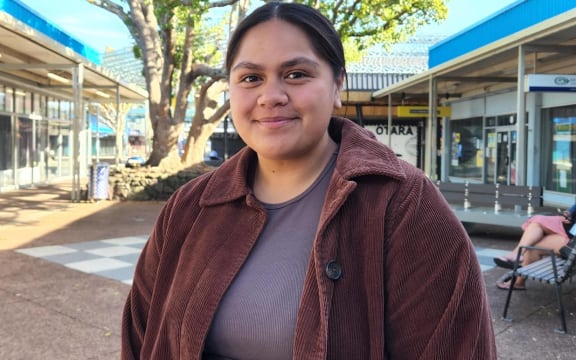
365, 124, 419, 167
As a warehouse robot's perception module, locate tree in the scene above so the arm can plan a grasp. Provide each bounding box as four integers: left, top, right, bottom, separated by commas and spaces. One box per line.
87, 102, 132, 166
88, 0, 447, 169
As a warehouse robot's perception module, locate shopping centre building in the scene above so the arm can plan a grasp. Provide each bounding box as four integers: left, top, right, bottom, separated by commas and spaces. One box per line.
1, 0, 575, 213
0, 0, 147, 199
372, 0, 576, 209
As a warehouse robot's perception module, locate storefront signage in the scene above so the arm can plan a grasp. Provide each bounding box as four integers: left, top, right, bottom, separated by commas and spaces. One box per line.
525, 74, 576, 92
396, 106, 451, 118
365, 124, 419, 166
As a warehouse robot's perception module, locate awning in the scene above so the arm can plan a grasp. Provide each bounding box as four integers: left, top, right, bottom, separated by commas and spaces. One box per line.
89, 114, 115, 137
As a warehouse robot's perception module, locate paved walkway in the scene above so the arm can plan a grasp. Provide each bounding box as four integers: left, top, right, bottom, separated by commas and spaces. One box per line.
1, 182, 575, 359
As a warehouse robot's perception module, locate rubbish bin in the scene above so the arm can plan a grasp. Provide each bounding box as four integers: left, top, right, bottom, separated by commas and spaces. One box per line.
89, 163, 109, 200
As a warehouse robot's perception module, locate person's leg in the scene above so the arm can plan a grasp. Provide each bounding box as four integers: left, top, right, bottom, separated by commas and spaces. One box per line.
494, 222, 545, 269
520, 233, 565, 265
508, 222, 548, 258
501, 233, 566, 288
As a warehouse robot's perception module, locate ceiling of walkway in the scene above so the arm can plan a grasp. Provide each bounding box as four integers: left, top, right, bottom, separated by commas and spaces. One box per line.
373, 12, 576, 105
0, 13, 146, 103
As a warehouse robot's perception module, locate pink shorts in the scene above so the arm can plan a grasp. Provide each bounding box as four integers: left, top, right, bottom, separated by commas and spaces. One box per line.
522, 215, 571, 243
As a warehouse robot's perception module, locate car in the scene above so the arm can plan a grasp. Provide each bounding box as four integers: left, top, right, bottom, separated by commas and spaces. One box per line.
125, 156, 146, 168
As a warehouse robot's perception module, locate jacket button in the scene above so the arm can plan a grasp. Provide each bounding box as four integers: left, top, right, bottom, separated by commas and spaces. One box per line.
325, 260, 342, 280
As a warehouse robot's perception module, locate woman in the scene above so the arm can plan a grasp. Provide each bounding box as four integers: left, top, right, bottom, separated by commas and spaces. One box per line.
494, 204, 576, 290
121, 3, 496, 359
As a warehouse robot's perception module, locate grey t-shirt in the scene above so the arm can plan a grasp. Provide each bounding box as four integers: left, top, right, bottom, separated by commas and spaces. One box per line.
203, 153, 337, 360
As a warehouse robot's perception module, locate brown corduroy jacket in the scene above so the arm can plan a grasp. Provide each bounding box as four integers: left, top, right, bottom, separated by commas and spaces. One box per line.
121, 117, 497, 359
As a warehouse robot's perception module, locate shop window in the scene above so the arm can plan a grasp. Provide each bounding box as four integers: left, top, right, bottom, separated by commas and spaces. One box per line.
5, 88, 14, 112
497, 114, 516, 126
448, 117, 483, 181
0, 87, 6, 112
546, 105, 576, 193
47, 98, 59, 119
61, 101, 72, 120
13, 89, 28, 114
39, 95, 48, 117
31, 93, 41, 115
17, 117, 32, 167
0, 115, 12, 171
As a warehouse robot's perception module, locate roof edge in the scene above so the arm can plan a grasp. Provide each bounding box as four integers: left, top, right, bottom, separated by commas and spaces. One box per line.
0, 0, 101, 64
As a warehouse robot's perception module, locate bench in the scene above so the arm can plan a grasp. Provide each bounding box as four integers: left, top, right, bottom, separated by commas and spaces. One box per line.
435, 182, 547, 228
436, 182, 544, 214
502, 243, 576, 333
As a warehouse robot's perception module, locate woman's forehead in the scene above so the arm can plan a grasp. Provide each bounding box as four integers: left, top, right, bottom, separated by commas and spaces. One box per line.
231, 20, 320, 67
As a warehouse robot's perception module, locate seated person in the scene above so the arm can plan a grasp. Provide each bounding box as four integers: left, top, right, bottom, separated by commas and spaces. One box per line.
494, 203, 576, 290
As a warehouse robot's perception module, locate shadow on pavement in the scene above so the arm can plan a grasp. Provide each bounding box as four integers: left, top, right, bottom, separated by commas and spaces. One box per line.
0, 182, 164, 359
1, 184, 576, 359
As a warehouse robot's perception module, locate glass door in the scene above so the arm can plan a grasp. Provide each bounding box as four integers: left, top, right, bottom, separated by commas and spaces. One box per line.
495, 129, 517, 185
485, 129, 496, 184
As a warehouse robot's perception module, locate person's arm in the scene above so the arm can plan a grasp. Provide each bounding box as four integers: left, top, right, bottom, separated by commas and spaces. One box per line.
120, 197, 174, 360
384, 174, 496, 359
566, 203, 576, 218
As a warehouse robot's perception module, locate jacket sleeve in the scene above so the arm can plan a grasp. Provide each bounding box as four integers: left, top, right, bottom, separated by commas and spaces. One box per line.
120, 194, 176, 360
383, 171, 497, 359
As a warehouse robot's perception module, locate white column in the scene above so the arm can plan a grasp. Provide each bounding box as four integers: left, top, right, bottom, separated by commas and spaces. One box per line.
516, 45, 527, 186
71, 63, 84, 202
426, 77, 438, 180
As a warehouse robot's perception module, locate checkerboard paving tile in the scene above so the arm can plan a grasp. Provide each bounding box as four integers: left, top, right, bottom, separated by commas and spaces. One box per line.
475, 247, 510, 272
15, 236, 148, 285
15, 236, 510, 285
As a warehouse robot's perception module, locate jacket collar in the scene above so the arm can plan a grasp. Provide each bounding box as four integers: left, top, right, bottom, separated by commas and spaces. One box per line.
200, 117, 407, 207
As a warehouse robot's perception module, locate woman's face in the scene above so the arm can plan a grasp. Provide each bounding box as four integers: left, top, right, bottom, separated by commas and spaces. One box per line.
228, 19, 342, 162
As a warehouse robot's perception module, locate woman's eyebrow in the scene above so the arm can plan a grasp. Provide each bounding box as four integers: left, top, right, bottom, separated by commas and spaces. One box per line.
231, 61, 263, 72
280, 57, 320, 70
231, 57, 320, 72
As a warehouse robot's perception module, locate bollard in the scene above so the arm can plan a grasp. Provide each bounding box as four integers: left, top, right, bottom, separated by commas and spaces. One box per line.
464, 182, 471, 209
494, 184, 501, 213
527, 190, 534, 216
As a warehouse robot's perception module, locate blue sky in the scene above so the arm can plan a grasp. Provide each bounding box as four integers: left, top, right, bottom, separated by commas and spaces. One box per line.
19, 0, 519, 53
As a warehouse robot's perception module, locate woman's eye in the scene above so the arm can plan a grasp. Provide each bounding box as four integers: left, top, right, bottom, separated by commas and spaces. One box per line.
286, 71, 308, 80
240, 74, 260, 83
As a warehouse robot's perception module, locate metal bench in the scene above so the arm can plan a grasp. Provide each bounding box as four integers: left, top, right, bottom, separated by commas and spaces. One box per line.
501, 244, 576, 333
436, 182, 543, 214
435, 182, 548, 228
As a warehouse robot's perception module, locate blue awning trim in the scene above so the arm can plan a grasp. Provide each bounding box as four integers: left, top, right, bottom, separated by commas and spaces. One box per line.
0, 0, 101, 64
89, 114, 115, 136
429, 0, 576, 68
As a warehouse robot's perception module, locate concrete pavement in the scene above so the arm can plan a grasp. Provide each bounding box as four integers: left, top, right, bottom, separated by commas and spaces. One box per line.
1, 182, 576, 359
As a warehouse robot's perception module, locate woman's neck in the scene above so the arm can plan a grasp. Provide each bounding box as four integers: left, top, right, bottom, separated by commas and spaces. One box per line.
253, 137, 337, 204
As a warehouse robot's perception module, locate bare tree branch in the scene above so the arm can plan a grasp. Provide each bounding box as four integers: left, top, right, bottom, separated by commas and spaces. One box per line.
185, 64, 227, 88
87, 0, 126, 18
209, 0, 238, 8
207, 99, 230, 124
87, 0, 140, 44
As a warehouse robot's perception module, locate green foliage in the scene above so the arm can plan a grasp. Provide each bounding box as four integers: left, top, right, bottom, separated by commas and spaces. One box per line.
159, 2, 227, 68
298, 0, 448, 51
192, 13, 227, 66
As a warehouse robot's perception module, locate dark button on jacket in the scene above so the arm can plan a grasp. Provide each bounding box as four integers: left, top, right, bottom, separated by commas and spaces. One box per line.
325, 260, 342, 280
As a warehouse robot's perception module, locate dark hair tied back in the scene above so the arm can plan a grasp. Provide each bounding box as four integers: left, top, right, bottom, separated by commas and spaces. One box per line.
225, 2, 346, 81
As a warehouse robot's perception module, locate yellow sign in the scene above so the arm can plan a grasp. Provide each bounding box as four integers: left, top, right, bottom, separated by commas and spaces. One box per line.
397, 106, 451, 118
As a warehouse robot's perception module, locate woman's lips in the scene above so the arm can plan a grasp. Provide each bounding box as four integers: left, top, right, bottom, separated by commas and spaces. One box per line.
256, 116, 296, 129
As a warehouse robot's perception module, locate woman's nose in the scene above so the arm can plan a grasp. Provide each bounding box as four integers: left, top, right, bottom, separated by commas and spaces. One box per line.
257, 79, 288, 107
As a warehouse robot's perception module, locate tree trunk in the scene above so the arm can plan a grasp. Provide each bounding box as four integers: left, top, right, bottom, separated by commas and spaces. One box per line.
181, 121, 217, 166
147, 102, 182, 166
115, 127, 124, 166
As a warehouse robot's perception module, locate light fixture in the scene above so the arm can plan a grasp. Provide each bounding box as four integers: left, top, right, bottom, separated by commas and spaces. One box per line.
47, 72, 70, 84
95, 90, 110, 98
5, 88, 26, 96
